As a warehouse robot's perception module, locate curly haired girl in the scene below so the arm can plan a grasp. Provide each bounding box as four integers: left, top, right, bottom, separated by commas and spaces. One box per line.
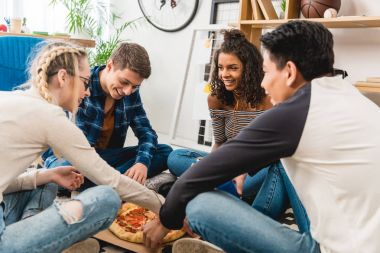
167, 30, 286, 216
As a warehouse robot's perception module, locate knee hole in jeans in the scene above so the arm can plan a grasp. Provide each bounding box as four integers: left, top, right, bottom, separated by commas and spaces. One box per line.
55, 200, 83, 224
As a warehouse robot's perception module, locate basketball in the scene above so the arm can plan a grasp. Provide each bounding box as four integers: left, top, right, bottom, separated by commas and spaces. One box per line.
300, 0, 341, 18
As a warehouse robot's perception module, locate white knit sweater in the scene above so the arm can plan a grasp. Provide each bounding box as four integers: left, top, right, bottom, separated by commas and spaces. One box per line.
0, 88, 163, 213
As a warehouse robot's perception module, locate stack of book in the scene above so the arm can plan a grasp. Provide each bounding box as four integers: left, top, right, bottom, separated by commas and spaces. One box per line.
355, 77, 380, 93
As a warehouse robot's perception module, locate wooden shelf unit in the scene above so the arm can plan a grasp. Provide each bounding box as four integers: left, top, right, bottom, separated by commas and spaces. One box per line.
238, 0, 380, 47
355, 82, 380, 93
239, 0, 380, 96
0, 32, 95, 48
240, 16, 380, 29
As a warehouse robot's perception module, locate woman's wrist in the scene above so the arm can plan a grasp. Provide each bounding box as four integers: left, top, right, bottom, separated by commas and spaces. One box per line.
36, 169, 55, 186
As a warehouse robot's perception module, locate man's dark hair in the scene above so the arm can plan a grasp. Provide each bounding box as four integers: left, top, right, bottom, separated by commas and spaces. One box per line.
110, 42, 151, 79
211, 29, 265, 107
260, 20, 334, 81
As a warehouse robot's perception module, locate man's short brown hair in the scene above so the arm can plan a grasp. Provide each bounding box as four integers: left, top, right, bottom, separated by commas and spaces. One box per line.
110, 42, 151, 79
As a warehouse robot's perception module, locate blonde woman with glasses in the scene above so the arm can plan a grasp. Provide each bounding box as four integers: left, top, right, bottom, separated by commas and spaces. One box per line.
0, 41, 163, 253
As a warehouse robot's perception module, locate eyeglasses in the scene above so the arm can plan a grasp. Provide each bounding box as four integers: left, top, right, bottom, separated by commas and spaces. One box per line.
49, 71, 91, 91
79, 76, 91, 90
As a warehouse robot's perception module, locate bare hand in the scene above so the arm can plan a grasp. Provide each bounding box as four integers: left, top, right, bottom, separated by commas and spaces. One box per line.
51, 166, 84, 191
143, 218, 170, 249
125, 163, 148, 185
233, 173, 247, 196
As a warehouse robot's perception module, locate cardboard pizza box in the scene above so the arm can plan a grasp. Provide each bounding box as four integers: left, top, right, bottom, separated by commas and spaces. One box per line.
95, 229, 165, 253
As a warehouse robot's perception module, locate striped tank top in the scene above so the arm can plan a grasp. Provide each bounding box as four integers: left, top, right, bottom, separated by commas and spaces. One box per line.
209, 109, 265, 143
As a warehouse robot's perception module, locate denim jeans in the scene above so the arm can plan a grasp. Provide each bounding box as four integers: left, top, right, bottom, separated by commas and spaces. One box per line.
251, 162, 288, 219
167, 149, 270, 199
2, 183, 57, 226
45, 144, 173, 188
186, 191, 320, 253
278, 168, 310, 233
0, 185, 120, 253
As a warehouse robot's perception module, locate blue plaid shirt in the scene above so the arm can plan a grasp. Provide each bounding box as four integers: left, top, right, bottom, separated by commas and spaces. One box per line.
44, 65, 158, 168
77, 65, 158, 167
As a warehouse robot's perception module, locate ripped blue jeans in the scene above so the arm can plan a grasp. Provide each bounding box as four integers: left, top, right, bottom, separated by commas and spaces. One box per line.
0, 185, 120, 253
1, 183, 58, 226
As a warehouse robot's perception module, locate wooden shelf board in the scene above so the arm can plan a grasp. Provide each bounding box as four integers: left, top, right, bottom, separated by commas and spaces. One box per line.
356, 86, 380, 93
239, 16, 380, 29
0, 32, 95, 48
356, 81, 380, 88
355, 82, 380, 93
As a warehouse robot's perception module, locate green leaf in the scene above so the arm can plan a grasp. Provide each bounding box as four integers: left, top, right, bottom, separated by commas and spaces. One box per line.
49, 0, 145, 66
281, 0, 286, 13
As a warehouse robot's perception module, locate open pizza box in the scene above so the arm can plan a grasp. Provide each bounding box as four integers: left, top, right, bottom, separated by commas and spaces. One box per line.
95, 229, 166, 253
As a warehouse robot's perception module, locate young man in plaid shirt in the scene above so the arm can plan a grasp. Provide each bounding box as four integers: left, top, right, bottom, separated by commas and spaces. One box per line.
44, 43, 172, 186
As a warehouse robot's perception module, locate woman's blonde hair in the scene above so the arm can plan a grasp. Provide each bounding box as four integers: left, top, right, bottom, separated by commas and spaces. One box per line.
28, 40, 87, 103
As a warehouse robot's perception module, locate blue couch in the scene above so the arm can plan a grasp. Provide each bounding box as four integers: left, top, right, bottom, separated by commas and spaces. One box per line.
0, 36, 44, 91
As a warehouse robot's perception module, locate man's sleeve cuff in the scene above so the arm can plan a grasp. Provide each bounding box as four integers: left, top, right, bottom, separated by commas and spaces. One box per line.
135, 156, 151, 168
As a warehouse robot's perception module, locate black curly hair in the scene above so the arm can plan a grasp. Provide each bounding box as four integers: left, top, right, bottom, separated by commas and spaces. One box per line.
210, 29, 265, 108
260, 20, 334, 81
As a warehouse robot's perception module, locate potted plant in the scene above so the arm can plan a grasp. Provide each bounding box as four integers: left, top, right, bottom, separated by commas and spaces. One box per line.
50, 0, 143, 66
88, 17, 142, 66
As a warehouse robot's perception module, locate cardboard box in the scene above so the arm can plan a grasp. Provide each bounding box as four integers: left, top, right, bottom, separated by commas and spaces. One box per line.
95, 229, 165, 253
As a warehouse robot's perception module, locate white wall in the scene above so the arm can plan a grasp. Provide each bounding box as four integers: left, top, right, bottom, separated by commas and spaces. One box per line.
332, 0, 380, 83
112, 0, 380, 138
110, 0, 212, 140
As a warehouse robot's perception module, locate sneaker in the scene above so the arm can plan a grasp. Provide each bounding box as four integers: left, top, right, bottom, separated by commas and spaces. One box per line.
145, 172, 177, 194
172, 238, 225, 253
61, 238, 100, 253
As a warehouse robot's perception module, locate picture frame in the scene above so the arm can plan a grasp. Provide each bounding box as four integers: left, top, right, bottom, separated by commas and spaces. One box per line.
169, 2, 243, 151
168, 26, 226, 152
